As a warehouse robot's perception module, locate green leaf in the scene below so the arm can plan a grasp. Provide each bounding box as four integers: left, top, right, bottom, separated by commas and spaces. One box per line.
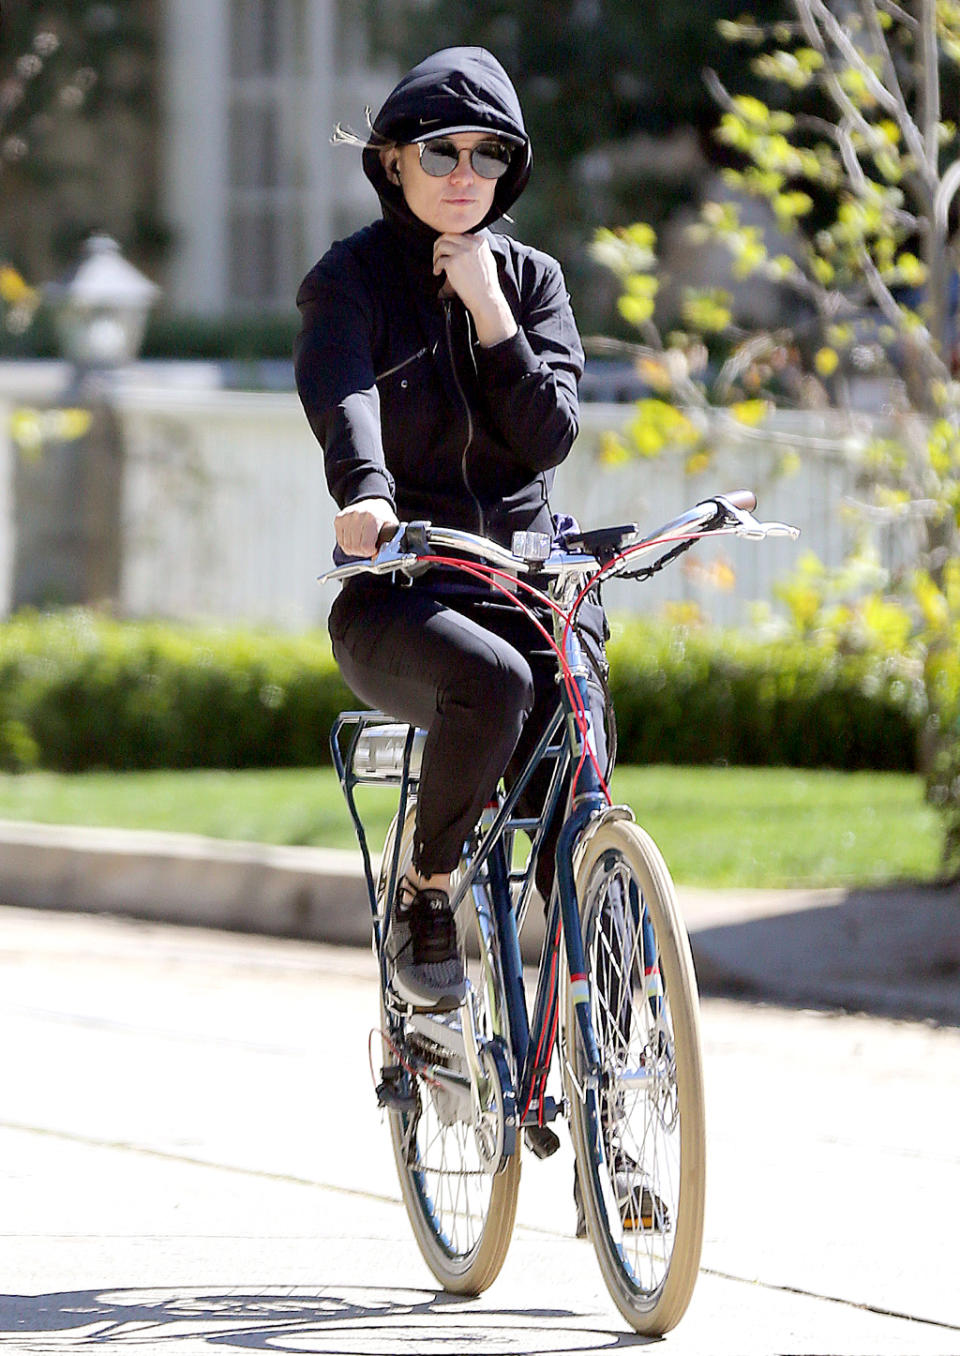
628, 400, 702, 456
624, 273, 659, 298
617, 294, 655, 328
681, 288, 733, 332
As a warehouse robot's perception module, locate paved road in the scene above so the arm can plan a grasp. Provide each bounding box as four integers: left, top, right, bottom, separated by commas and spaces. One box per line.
1, 904, 957, 1354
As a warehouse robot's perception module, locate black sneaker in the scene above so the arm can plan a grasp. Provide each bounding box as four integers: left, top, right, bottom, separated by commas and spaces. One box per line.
385, 884, 466, 1011
573, 1158, 670, 1238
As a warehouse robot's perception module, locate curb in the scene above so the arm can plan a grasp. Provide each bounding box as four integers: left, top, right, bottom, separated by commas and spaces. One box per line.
0, 820, 373, 947
1, 819, 957, 1024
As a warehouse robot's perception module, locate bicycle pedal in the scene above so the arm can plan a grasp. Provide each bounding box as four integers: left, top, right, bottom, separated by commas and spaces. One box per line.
376, 1065, 417, 1114
524, 1124, 561, 1159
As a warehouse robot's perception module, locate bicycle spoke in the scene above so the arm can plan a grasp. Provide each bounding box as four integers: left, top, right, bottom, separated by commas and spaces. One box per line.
567, 820, 705, 1335
381, 807, 520, 1291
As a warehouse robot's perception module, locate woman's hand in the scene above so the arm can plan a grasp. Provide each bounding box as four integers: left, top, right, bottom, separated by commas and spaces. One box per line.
334, 497, 399, 558
433, 234, 518, 347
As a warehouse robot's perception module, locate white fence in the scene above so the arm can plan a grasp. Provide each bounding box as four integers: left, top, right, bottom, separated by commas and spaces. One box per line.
117, 387, 334, 629
0, 377, 889, 629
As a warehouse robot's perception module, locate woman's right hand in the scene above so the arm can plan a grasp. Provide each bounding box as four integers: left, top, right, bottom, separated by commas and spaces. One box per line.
334, 497, 399, 558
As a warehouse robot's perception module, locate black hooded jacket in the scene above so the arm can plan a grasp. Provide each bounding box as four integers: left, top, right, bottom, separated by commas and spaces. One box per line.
294, 47, 584, 548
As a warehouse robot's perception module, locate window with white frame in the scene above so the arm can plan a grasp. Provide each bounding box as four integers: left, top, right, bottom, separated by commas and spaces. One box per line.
227, 0, 307, 308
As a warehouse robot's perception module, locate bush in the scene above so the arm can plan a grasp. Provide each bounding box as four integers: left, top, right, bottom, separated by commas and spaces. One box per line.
928, 727, 960, 877
141, 311, 298, 360
924, 642, 960, 876
0, 610, 925, 774
606, 619, 924, 773
0, 611, 353, 772
0, 307, 298, 361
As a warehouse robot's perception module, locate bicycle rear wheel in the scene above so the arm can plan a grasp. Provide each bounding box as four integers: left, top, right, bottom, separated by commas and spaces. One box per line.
565, 818, 705, 1334
379, 808, 521, 1294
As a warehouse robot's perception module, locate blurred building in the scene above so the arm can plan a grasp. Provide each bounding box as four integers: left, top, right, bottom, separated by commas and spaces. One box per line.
161, 0, 395, 315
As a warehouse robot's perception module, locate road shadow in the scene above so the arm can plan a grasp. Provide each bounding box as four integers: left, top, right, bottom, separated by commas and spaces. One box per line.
0, 1285, 658, 1351
690, 880, 960, 1026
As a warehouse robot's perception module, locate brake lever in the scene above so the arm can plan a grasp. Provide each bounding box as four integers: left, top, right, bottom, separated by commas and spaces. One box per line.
316, 522, 422, 585
713, 495, 800, 542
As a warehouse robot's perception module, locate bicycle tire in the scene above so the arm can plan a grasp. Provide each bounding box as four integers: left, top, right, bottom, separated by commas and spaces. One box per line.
565, 818, 705, 1334
379, 807, 522, 1294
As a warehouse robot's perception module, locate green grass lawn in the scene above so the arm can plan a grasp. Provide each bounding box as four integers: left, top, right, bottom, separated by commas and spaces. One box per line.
0, 764, 942, 889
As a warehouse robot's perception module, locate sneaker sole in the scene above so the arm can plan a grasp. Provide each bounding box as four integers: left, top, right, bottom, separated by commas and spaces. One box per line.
389, 982, 466, 1012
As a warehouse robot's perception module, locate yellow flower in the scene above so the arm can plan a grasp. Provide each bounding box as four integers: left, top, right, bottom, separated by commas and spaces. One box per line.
0, 265, 38, 307
662, 601, 703, 628
684, 450, 712, 476
637, 357, 672, 393
52, 408, 93, 440
598, 431, 631, 465
10, 409, 45, 457
8, 406, 93, 459
729, 399, 771, 427
814, 347, 839, 377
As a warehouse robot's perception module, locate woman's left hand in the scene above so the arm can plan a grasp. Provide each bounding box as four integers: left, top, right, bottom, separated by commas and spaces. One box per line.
433, 234, 518, 347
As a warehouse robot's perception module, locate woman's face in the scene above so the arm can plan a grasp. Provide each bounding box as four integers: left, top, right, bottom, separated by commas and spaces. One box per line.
386, 132, 501, 234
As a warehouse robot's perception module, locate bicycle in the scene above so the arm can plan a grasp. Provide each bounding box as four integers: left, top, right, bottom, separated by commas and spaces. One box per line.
323, 491, 798, 1334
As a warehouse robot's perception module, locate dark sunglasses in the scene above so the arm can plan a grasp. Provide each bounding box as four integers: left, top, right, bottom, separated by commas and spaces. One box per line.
416, 137, 513, 180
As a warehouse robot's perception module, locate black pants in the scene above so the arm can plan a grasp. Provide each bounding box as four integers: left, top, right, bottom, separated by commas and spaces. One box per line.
329, 574, 608, 892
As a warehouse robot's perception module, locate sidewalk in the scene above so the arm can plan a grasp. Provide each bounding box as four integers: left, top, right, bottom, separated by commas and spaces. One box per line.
1, 817, 957, 1025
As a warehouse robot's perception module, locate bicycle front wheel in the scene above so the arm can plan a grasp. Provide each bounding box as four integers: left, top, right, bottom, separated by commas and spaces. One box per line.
380, 808, 521, 1294
565, 818, 705, 1335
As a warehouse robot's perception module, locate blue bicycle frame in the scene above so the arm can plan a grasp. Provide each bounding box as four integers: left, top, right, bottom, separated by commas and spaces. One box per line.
331, 616, 609, 1126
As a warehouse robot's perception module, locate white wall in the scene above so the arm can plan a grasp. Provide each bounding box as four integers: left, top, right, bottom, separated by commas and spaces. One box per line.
105, 391, 873, 630
555, 407, 856, 624
0, 369, 898, 630
116, 386, 335, 628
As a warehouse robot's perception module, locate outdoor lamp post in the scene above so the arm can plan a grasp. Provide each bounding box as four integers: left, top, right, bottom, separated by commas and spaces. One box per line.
11, 236, 161, 610
46, 233, 160, 377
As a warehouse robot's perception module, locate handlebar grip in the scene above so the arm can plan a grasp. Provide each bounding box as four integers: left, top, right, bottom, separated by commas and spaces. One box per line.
723, 489, 757, 512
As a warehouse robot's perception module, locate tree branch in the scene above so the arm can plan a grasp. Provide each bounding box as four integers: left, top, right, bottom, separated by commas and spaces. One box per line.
798, 0, 933, 191
836, 117, 871, 196
920, 0, 941, 169
874, 0, 918, 30
858, 246, 952, 383
859, 0, 932, 181
793, 0, 883, 137
581, 336, 708, 407
702, 67, 741, 118
934, 157, 960, 236
712, 409, 863, 452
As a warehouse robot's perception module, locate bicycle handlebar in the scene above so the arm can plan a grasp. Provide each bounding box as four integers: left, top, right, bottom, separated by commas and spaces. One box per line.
317, 490, 799, 586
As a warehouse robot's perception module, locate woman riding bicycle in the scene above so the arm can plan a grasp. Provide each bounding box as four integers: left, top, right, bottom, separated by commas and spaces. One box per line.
294, 46, 606, 1011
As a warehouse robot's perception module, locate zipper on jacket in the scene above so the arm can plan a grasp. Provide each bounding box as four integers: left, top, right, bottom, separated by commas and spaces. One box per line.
444, 299, 485, 536
375, 345, 428, 383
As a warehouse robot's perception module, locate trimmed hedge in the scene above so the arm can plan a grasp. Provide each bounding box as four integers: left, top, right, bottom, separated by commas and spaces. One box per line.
607, 621, 925, 773
0, 610, 925, 774
0, 308, 298, 361
0, 611, 353, 773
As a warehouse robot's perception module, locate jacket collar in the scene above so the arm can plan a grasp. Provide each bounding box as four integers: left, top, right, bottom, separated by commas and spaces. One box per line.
380, 188, 446, 301
381, 198, 504, 306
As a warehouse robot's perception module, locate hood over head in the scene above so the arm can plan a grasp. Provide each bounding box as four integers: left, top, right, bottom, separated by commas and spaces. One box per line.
362, 47, 531, 240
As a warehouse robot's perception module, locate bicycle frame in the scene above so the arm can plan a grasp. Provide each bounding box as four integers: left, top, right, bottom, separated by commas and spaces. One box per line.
331, 613, 610, 1132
